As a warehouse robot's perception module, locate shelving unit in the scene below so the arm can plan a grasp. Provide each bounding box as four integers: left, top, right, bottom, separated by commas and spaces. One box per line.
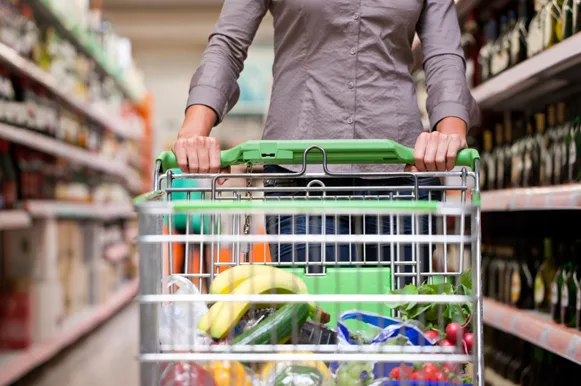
24, 200, 134, 220
472, 33, 581, 110
0, 42, 136, 140
483, 298, 581, 365
0, 210, 31, 230
481, 184, 581, 211
0, 279, 138, 386
104, 242, 131, 263
26, 0, 145, 104
0, 123, 126, 176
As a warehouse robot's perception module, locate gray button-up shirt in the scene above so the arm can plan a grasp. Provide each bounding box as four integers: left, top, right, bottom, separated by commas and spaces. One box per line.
187, 0, 479, 173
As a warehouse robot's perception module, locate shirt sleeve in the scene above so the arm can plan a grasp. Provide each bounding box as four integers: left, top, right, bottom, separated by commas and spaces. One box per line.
416, 0, 480, 131
186, 0, 269, 124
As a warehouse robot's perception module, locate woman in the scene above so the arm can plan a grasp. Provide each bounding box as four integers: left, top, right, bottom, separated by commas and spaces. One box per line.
174, 0, 478, 277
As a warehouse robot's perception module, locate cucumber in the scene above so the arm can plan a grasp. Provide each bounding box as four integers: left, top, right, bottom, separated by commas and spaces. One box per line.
231, 303, 310, 345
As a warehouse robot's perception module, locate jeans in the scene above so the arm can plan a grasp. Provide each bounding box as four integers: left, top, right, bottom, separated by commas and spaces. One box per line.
263, 165, 441, 281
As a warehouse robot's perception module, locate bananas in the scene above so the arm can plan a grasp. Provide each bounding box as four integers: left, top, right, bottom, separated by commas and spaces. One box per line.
197, 265, 312, 339
208, 264, 286, 295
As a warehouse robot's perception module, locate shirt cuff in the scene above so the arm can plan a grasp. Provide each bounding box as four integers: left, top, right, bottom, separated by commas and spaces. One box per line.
186, 84, 229, 125
429, 102, 470, 132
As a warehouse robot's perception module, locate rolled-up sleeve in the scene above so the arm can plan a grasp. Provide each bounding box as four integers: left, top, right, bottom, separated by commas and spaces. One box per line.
186, 0, 269, 124
416, 0, 480, 131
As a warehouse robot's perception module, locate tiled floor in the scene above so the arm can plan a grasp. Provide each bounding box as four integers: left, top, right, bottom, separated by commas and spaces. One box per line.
16, 303, 139, 386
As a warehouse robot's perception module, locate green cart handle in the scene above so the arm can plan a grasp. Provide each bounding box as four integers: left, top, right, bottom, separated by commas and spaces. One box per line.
157, 139, 480, 172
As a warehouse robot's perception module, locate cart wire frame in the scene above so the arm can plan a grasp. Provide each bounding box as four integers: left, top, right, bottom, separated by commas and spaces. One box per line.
135, 143, 483, 386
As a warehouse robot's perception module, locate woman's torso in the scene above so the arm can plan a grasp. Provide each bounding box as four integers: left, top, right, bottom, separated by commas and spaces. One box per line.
263, 0, 426, 173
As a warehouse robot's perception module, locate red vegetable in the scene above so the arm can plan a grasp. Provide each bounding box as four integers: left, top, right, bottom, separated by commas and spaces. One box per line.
463, 332, 474, 353
160, 362, 216, 386
424, 329, 441, 342
445, 322, 464, 345
389, 367, 401, 380
411, 371, 425, 381
440, 339, 454, 347
440, 362, 458, 374
400, 365, 413, 379
429, 371, 449, 382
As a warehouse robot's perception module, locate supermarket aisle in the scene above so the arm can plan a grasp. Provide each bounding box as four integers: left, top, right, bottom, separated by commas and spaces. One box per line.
16, 304, 139, 386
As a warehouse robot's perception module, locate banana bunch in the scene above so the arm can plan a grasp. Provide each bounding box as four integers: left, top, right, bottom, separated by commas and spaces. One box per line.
198, 265, 323, 340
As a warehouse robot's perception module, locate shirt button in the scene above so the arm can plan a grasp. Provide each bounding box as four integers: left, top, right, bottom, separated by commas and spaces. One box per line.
348, 81, 354, 89
349, 47, 357, 55
347, 116, 354, 124
353, 13, 359, 20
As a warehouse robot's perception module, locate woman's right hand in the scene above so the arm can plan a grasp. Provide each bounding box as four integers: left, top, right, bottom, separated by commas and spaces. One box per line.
174, 105, 223, 175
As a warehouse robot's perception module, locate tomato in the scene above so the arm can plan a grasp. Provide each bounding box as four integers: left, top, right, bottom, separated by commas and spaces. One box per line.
400, 365, 413, 379
411, 371, 425, 381
423, 363, 439, 374
445, 322, 464, 345
422, 365, 438, 378
389, 367, 401, 380
463, 332, 474, 353
429, 371, 449, 382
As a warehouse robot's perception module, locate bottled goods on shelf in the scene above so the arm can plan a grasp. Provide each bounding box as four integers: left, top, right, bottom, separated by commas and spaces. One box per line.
462, 0, 581, 87
483, 325, 578, 386
482, 237, 581, 330
479, 99, 581, 191
0, 140, 130, 204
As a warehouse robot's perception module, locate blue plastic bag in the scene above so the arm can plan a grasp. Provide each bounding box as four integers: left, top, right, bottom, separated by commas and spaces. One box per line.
332, 310, 437, 379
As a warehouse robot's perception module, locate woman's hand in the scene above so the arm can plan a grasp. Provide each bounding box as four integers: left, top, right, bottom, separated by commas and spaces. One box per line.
405, 117, 468, 172
174, 105, 223, 174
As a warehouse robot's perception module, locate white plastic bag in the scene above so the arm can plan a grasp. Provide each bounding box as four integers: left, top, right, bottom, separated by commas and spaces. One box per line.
158, 275, 212, 350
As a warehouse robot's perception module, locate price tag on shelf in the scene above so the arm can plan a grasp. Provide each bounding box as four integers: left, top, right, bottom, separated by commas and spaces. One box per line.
539, 326, 551, 346
509, 313, 521, 333
495, 307, 505, 325
566, 336, 581, 360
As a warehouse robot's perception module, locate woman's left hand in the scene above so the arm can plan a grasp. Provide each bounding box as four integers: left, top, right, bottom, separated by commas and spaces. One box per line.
405, 117, 468, 172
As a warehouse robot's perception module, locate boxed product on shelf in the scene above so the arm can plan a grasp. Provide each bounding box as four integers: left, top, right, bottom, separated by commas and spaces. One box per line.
0, 277, 64, 349
2, 221, 58, 280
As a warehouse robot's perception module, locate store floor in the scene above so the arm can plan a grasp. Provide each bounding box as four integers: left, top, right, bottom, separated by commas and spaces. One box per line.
16, 303, 139, 386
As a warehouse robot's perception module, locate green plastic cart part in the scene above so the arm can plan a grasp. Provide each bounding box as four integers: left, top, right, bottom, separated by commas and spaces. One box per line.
170, 199, 440, 213
285, 267, 393, 330
157, 139, 480, 172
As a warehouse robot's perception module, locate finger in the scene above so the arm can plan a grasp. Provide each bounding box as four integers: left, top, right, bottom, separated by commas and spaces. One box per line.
446, 137, 462, 171
435, 135, 452, 172
413, 132, 429, 172
208, 137, 221, 174
196, 137, 210, 174
217, 166, 231, 185
186, 138, 198, 173
404, 165, 419, 172
423, 132, 439, 172
174, 140, 189, 173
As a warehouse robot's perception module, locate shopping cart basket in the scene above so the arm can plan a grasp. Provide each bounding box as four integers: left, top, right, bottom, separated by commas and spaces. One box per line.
135, 139, 482, 386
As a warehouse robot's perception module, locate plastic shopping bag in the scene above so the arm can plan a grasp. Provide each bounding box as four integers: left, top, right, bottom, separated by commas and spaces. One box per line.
158, 274, 212, 350
332, 310, 437, 381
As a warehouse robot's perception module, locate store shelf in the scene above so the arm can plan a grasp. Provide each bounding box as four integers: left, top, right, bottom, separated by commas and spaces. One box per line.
104, 242, 131, 263
27, 0, 144, 104
472, 33, 581, 110
0, 278, 138, 386
0, 122, 128, 175
25, 201, 135, 220
0, 41, 137, 140
483, 298, 581, 365
481, 184, 581, 212
0, 210, 32, 230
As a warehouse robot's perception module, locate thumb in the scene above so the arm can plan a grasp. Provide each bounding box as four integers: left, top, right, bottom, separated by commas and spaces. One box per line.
404, 165, 419, 172
217, 166, 231, 185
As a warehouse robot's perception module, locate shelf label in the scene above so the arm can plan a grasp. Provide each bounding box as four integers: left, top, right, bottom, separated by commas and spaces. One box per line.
510, 313, 521, 332
567, 336, 581, 360
539, 326, 551, 345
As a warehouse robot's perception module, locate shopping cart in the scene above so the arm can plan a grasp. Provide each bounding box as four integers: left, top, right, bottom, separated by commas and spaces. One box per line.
134, 139, 482, 386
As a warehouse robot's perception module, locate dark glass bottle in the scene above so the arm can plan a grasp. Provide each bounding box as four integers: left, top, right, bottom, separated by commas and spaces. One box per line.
481, 130, 495, 191
534, 112, 549, 186
562, 0, 575, 39
561, 241, 579, 328
523, 119, 539, 187
534, 238, 557, 314
503, 112, 514, 189
511, 0, 531, 66
495, 123, 506, 190
480, 19, 500, 83
511, 239, 536, 309
550, 241, 568, 323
